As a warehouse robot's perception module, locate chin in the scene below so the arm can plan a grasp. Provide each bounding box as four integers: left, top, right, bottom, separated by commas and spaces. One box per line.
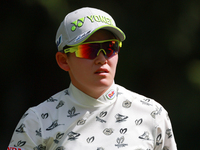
95, 79, 113, 88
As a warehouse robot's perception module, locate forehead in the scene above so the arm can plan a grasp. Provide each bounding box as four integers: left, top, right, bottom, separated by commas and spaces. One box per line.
85, 29, 116, 42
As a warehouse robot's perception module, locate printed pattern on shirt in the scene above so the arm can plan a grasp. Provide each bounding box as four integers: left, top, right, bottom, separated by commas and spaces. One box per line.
8, 84, 177, 150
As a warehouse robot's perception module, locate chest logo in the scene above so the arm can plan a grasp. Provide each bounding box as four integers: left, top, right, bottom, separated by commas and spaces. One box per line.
47, 97, 58, 102
56, 100, 65, 109
67, 107, 80, 118
54, 133, 64, 144
46, 120, 63, 131
96, 111, 107, 123
151, 106, 162, 119
41, 113, 48, 119
115, 136, 128, 148
139, 131, 151, 140
15, 124, 25, 133
67, 131, 80, 141
36, 128, 42, 137
103, 128, 113, 135
115, 114, 128, 123
87, 136, 95, 143
13, 140, 26, 148
106, 89, 115, 100
135, 118, 143, 125
122, 100, 132, 108
77, 119, 86, 126
120, 128, 127, 134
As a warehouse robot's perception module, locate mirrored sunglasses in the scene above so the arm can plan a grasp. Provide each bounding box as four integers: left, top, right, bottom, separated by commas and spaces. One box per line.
63, 39, 122, 59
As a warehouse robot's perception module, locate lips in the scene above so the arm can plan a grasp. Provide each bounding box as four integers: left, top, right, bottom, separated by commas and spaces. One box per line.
95, 68, 109, 74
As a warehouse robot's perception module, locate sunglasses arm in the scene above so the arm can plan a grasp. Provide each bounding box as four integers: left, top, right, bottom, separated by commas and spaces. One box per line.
64, 47, 78, 54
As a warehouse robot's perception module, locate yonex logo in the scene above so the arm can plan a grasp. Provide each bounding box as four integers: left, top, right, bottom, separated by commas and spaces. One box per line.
71, 15, 113, 32
71, 17, 85, 31
87, 15, 113, 25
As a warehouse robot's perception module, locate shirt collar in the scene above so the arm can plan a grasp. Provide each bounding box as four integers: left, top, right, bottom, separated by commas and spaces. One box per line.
68, 82, 117, 107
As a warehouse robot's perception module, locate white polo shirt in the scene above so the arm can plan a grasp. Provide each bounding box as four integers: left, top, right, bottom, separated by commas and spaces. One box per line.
8, 83, 177, 150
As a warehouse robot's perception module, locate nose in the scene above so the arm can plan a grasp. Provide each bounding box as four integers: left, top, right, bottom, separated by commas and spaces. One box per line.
94, 51, 107, 65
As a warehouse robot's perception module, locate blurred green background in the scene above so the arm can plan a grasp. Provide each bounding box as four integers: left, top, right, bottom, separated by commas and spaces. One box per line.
1, 0, 200, 149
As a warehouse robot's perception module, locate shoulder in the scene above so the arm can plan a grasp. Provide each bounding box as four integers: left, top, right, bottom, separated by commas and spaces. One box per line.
116, 84, 167, 114
32, 89, 68, 110
22, 88, 70, 121
116, 84, 147, 100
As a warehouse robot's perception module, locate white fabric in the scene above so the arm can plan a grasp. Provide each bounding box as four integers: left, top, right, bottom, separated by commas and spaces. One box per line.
8, 83, 177, 150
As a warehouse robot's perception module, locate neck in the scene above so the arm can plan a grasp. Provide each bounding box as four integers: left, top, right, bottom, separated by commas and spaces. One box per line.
68, 83, 117, 107
71, 82, 114, 99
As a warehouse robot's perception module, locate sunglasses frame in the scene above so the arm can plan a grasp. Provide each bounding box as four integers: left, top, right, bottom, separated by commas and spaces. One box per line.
63, 39, 122, 59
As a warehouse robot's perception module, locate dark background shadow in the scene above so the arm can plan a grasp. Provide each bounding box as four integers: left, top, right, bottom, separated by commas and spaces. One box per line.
1, 0, 200, 149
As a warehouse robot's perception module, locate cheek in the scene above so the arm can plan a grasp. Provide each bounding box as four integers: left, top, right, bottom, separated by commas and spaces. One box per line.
110, 55, 118, 69
69, 58, 92, 76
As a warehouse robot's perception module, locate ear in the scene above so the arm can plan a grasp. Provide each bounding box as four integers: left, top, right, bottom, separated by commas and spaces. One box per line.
55, 52, 70, 71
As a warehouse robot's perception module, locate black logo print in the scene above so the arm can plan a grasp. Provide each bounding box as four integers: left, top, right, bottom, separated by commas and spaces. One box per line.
41, 113, 49, 119
122, 100, 132, 108
103, 128, 113, 135
166, 128, 172, 138
139, 131, 150, 140
56, 100, 65, 109
56, 146, 65, 150
151, 106, 162, 119
115, 114, 128, 123
77, 119, 86, 126
115, 136, 128, 148
67, 131, 80, 141
14, 140, 26, 147
21, 113, 28, 119
67, 107, 80, 118
156, 134, 162, 145
54, 133, 64, 144
47, 97, 58, 102
140, 98, 152, 106
16, 124, 25, 133
120, 128, 127, 134
135, 118, 143, 125
36, 128, 42, 137
87, 136, 95, 143
46, 120, 63, 131
33, 144, 46, 150
64, 89, 69, 95
96, 111, 107, 123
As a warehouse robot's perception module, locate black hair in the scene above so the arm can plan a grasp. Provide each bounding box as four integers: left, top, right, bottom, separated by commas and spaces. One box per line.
63, 45, 71, 57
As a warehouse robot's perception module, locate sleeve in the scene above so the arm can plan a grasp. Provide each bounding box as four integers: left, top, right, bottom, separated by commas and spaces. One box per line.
154, 105, 177, 150
8, 108, 46, 150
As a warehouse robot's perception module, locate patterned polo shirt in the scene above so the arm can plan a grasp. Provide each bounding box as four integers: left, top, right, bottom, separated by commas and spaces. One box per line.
8, 83, 177, 150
